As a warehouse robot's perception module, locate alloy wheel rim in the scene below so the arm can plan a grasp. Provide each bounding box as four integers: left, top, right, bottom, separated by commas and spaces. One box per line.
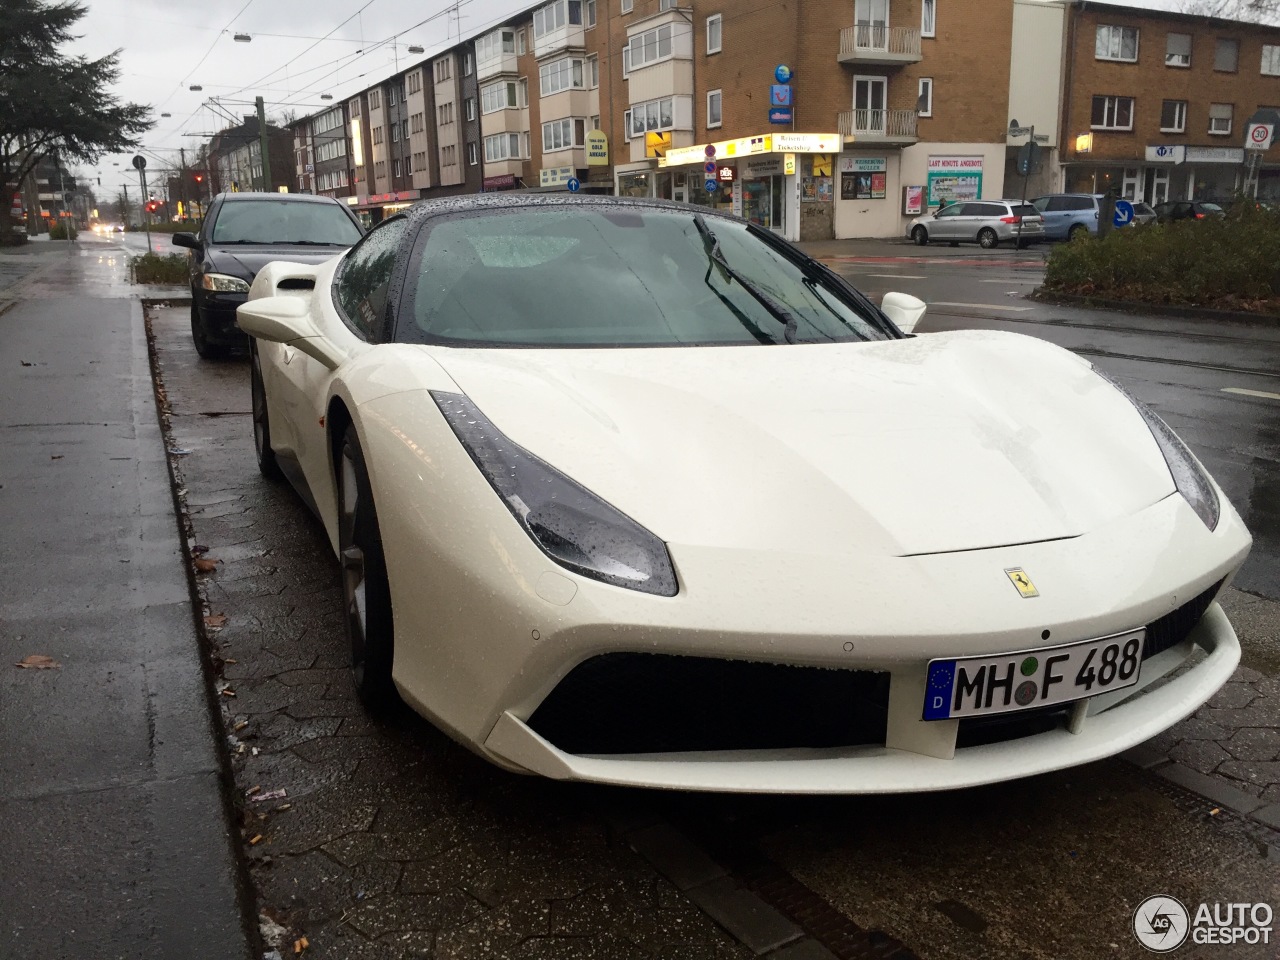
340, 451, 367, 675
251, 354, 266, 456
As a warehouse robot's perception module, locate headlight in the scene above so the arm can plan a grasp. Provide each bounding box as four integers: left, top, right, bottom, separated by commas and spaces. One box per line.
432, 392, 678, 596
201, 273, 250, 293
1096, 370, 1220, 530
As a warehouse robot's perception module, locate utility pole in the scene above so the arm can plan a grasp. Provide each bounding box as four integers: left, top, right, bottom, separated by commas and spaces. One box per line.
137, 165, 153, 254
256, 96, 272, 191
122, 182, 131, 228
56, 155, 73, 249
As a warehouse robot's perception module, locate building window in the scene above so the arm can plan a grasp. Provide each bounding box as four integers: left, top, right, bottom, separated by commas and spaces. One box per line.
630, 24, 673, 69
918, 77, 933, 117
391, 124, 399, 142
533, 0, 584, 40
542, 117, 585, 152
393, 159, 402, 178
659, 0, 676, 9
388, 86, 397, 106
518, 29, 527, 55
466, 97, 476, 120
922, 0, 936, 38
622, 0, 633, 12
588, 54, 599, 88
1214, 37, 1239, 72
484, 132, 523, 162
539, 57, 585, 96
707, 89, 722, 128
1209, 102, 1233, 134
622, 43, 630, 77
405, 154, 413, 175
1160, 99, 1186, 132
519, 77, 529, 106
706, 14, 722, 54
464, 52, 473, 75
1165, 32, 1191, 67
468, 142, 478, 165
1264, 44, 1280, 75
369, 90, 380, 110
1090, 95, 1134, 130
591, 114, 601, 129
402, 119, 409, 139
623, 108, 632, 139
1095, 24, 1139, 62
482, 80, 519, 113
586, 0, 596, 27
629, 96, 674, 137
475, 29, 515, 64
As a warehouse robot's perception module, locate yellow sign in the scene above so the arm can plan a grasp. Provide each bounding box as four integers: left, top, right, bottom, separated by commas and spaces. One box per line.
662, 134, 771, 167
1004, 567, 1040, 598
812, 154, 832, 177
177, 201, 185, 218
1075, 133, 1094, 155
645, 131, 672, 159
771, 132, 841, 154
585, 129, 609, 166
784, 153, 796, 175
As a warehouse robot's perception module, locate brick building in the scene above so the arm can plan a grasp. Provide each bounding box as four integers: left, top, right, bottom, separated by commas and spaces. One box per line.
1060, 0, 1280, 205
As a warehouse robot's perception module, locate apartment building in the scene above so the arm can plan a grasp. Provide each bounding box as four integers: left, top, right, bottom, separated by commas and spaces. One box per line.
1061, 0, 1280, 204
309, 103, 354, 200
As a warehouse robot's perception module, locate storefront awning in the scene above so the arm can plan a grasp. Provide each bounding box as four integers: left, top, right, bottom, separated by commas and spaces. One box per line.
660, 132, 841, 167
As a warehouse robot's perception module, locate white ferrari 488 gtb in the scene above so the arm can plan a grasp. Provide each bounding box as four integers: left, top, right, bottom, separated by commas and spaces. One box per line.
237, 195, 1250, 794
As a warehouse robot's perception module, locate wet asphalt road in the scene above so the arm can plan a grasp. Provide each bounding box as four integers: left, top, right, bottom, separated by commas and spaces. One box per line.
140, 238, 1280, 960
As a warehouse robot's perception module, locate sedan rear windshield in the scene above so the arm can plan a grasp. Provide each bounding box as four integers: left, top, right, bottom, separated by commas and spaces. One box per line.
211, 200, 363, 245
405, 207, 890, 347
1011, 204, 1039, 218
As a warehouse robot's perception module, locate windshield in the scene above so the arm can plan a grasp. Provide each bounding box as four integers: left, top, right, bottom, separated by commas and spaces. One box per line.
211, 200, 363, 245
406, 206, 889, 347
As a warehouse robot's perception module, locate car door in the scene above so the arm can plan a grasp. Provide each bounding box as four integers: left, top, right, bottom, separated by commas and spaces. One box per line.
271, 216, 410, 500
929, 204, 965, 239
1036, 197, 1070, 239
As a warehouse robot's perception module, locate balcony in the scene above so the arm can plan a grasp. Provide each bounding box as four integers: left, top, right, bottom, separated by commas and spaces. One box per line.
838, 25, 923, 66
838, 108, 919, 145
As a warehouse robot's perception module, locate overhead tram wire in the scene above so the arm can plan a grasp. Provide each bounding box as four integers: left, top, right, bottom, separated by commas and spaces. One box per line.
150, 0, 260, 120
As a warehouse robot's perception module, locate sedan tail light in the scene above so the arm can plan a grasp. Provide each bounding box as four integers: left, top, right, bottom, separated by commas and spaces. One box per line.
1195, 213, 1206, 219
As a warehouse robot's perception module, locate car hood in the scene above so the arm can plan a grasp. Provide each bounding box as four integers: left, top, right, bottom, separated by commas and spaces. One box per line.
423, 330, 1176, 557
207, 244, 346, 280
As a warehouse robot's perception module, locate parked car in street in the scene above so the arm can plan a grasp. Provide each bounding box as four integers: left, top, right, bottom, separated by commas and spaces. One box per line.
1152, 200, 1227, 223
173, 192, 364, 359
1130, 201, 1158, 226
236, 194, 1249, 794
907, 199, 1044, 248
1030, 194, 1104, 240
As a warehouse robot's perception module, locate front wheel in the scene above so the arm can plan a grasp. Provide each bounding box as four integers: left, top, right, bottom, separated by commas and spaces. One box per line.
1068, 224, 1089, 242
978, 228, 999, 249
337, 424, 398, 709
250, 342, 284, 482
911, 226, 929, 246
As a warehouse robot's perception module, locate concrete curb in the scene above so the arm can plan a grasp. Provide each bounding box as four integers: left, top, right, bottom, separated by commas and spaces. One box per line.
1030, 289, 1280, 325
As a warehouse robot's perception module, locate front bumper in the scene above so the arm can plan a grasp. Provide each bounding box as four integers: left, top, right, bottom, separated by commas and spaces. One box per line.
196, 289, 249, 346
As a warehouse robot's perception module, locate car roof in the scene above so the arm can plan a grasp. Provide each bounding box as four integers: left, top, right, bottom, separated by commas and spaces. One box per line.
215, 191, 344, 205
1031, 193, 1103, 199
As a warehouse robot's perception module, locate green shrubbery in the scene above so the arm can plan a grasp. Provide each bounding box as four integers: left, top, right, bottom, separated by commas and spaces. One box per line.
1042, 201, 1280, 313
131, 252, 189, 285
48, 221, 77, 240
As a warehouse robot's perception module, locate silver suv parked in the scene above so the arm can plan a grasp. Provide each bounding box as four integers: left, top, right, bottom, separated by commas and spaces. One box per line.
907, 199, 1045, 249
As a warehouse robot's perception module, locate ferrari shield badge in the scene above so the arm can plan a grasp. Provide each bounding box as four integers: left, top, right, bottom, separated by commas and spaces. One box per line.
1004, 567, 1039, 598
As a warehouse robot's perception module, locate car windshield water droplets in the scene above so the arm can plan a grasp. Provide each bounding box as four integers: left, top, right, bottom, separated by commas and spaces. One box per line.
693, 213, 798, 344
432, 391, 678, 596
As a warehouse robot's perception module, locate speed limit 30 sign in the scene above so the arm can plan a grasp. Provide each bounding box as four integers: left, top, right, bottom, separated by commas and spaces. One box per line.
1247, 123, 1275, 150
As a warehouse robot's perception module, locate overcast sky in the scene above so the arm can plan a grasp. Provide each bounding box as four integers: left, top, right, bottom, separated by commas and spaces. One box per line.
71, 0, 1186, 199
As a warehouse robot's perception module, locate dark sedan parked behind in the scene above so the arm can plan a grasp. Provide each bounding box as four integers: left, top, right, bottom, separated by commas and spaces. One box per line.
173, 192, 364, 359
1152, 201, 1226, 223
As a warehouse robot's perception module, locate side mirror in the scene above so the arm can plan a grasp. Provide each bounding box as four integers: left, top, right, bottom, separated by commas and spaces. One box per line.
237, 297, 344, 370
881, 292, 928, 335
172, 232, 200, 249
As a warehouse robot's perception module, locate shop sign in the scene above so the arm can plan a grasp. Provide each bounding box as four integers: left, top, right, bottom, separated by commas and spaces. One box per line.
365, 189, 421, 204
483, 174, 516, 189
839, 157, 887, 174
926, 156, 983, 207
771, 132, 841, 154
744, 156, 784, 178
842, 168, 887, 200
1184, 146, 1245, 164
717, 165, 736, 182
784, 153, 796, 175
903, 185, 926, 216
585, 129, 609, 165
663, 135, 770, 167
1145, 145, 1185, 163
540, 166, 576, 187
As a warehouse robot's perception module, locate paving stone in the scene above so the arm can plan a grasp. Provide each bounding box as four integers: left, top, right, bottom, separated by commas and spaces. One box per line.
628, 822, 727, 892
1169, 717, 1230, 741
1251, 804, 1280, 832
1218, 760, 1280, 789
1205, 682, 1258, 710
767, 939, 841, 960
344, 890, 485, 939
1167, 739, 1230, 774
685, 877, 804, 956
431, 899, 552, 959
1224, 727, 1280, 762
1154, 763, 1266, 814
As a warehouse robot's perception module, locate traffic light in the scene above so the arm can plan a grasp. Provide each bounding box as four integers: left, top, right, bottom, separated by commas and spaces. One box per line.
145, 200, 160, 214
193, 171, 205, 185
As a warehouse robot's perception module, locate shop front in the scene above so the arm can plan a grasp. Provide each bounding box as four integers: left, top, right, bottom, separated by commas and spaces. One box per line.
1065, 145, 1247, 204
354, 189, 420, 227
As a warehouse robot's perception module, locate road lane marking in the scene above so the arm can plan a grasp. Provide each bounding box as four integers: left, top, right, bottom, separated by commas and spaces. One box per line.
980, 278, 1039, 283
1221, 387, 1280, 401
864, 274, 926, 279
929, 302, 1035, 312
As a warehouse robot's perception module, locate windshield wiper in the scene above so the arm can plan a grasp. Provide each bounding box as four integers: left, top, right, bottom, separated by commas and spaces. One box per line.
693, 214, 798, 344
275, 240, 347, 246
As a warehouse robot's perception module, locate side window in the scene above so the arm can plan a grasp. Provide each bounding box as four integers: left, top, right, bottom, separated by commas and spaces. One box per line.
1068, 197, 1096, 211
1045, 197, 1070, 212
977, 203, 1005, 217
335, 218, 409, 340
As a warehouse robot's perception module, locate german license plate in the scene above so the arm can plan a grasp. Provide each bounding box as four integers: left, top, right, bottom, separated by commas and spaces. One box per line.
922, 629, 1145, 721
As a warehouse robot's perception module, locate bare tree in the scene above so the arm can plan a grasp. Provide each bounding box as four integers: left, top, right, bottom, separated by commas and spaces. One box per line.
1180, 0, 1280, 22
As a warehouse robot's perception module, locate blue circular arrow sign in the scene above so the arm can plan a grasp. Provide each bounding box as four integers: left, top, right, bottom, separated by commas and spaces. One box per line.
566, 177, 581, 193
1113, 199, 1134, 227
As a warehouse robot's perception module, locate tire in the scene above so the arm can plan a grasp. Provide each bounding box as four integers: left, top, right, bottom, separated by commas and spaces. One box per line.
1068, 224, 1089, 242
250, 342, 284, 482
948, 241, 960, 247
978, 228, 999, 249
911, 226, 929, 246
191, 299, 229, 360
337, 424, 398, 709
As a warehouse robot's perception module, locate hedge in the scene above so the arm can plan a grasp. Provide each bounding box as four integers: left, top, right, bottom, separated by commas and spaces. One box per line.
1041, 202, 1280, 314
132, 252, 189, 285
